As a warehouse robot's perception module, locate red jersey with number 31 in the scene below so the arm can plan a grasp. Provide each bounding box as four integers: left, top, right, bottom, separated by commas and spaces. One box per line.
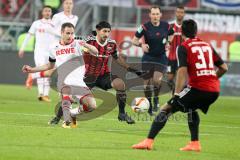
178, 38, 224, 92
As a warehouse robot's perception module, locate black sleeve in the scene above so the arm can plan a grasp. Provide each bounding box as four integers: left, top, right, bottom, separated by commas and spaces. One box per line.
49, 57, 56, 63
112, 51, 118, 60
177, 45, 187, 67
213, 48, 224, 66
135, 25, 145, 38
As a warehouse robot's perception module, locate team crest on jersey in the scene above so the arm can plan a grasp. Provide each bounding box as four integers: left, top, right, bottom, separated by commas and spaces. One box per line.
107, 46, 113, 51
106, 43, 114, 52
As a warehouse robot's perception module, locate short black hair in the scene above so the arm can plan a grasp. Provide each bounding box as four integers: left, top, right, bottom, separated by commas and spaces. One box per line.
42, 5, 52, 11
96, 21, 111, 30
61, 22, 74, 31
176, 5, 185, 10
182, 19, 197, 38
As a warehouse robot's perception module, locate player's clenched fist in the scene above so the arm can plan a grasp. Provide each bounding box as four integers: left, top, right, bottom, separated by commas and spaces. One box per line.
22, 65, 33, 73
142, 44, 149, 53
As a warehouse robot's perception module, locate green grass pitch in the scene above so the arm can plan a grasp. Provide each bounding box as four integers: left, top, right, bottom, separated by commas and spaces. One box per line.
0, 84, 239, 160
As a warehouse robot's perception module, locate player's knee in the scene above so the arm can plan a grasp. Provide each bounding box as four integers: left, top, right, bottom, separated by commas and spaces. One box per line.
112, 78, 125, 90
61, 86, 72, 95
153, 78, 161, 86
160, 104, 173, 113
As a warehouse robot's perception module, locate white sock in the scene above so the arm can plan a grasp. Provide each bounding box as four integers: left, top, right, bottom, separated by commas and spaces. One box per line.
37, 78, 44, 96
62, 99, 72, 122
32, 72, 41, 80
43, 78, 50, 96
70, 106, 82, 117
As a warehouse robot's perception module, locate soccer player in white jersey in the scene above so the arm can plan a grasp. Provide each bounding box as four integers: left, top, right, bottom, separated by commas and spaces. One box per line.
52, 0, 78, 38
22, 23, 99, 128
25, 0, 79, 89
18, 5, 54, 102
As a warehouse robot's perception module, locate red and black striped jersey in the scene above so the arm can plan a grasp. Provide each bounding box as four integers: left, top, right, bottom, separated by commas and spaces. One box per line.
168, 22, 183, 60
84, 36, 118, 77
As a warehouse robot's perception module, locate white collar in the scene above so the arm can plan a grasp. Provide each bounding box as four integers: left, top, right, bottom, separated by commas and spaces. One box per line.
96, 37, 108, 47
174, 20, 182, 28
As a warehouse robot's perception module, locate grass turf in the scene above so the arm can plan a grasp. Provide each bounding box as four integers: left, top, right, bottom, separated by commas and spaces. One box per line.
0, 84, 239, 160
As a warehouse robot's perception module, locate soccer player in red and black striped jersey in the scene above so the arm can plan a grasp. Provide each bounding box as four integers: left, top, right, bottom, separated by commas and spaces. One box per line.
132, 19, 228, 151
83, 21, 144, 124
48, 21, 143, 125
167, 6, 185, 93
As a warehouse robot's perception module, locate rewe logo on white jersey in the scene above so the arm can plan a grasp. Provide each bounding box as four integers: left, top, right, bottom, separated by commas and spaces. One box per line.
56, 48, 76, 56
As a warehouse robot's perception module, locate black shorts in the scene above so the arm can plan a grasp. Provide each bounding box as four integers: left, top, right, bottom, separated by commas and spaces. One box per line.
168, 87, 219, 114
167, 60, 178, 74
141, 54, 168, 79
84, 73, 118, 90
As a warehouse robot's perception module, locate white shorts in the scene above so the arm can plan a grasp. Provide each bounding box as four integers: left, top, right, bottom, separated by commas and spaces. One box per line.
57, 67, 90, 99
34, 49, 50, 66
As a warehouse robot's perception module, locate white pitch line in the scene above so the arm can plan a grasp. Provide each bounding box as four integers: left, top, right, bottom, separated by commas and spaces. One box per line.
0, 123, 224, 137
0, 111, 239, 129
106, 129, 220, 136
0, 112, 52, 117
97, 117, 240, 129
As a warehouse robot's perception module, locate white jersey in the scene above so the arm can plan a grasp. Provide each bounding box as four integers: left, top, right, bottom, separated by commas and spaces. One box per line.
28, 19, 55, 55
52, 11, 78, 35
49, 39, 86, 88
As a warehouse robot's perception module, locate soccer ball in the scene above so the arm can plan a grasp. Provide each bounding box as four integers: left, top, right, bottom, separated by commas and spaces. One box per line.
131, 97, 150, 113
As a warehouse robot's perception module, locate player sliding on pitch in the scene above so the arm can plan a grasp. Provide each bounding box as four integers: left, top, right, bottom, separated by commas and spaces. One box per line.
22, 23, 98, 128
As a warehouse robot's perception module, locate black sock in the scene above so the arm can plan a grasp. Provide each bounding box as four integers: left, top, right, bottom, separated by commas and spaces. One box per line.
148, 111, 170, 139
144, 86, 152, 112
153, 86, 161, 106
153, 96, 159, 106
188, 111, 200, 141
116, 90, 126, 114
153, 86, 161, 97
56, 105, 63, 119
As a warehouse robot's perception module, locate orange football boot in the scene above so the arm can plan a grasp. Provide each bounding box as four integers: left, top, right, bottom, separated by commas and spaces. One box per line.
132, 138, 154, 150
180, 141, 201, 152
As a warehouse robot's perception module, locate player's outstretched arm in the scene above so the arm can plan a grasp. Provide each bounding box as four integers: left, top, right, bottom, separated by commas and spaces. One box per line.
132, 36, 142, 47
174, 67, 187, 95
79, 40, 98, 55
115, 56, 145, 77
22, 62, 55, 73
132, 36, 149, 53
